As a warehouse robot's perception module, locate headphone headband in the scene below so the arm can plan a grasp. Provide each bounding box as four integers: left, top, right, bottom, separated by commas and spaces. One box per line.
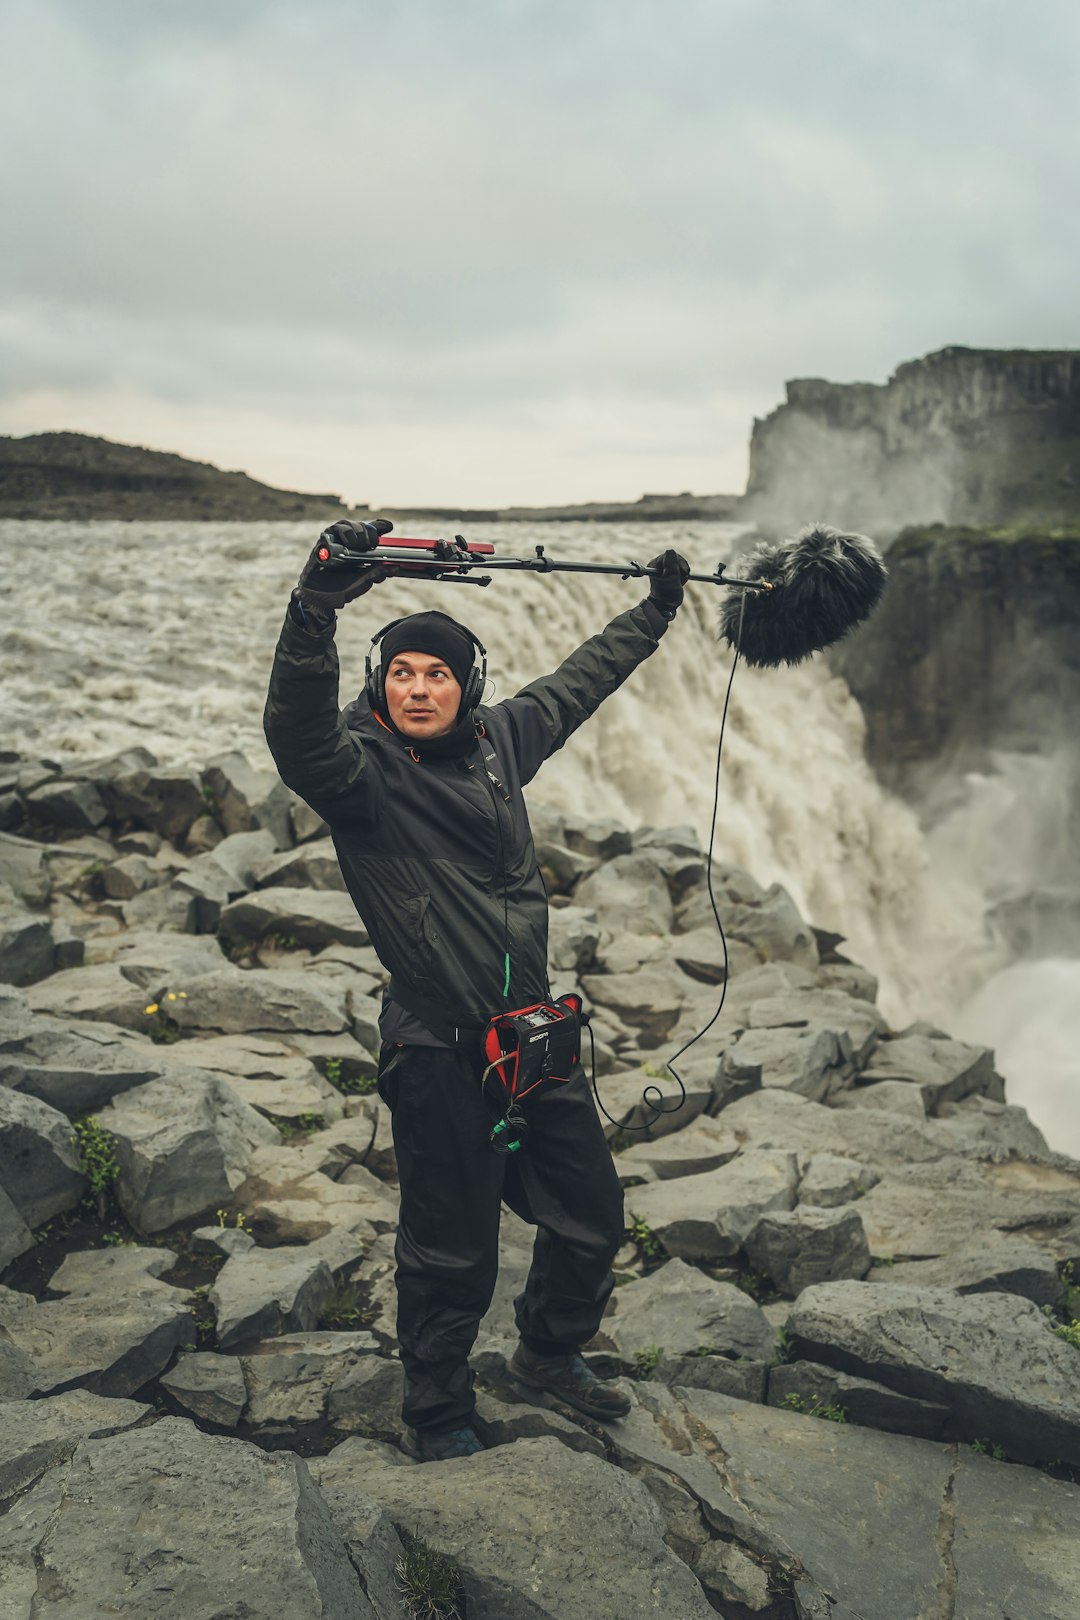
365, 616, 488, 717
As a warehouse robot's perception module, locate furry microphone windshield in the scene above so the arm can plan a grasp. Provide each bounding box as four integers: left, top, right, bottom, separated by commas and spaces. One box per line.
717, 525, 888, 668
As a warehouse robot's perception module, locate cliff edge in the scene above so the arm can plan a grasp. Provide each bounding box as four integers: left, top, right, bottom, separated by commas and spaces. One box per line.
0, 432, 348, 521
745, 346, 1080, 538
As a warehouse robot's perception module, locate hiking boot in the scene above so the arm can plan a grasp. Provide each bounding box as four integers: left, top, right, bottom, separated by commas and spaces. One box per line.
509, 1342, 632, 1421
402, 1424, 486, 1462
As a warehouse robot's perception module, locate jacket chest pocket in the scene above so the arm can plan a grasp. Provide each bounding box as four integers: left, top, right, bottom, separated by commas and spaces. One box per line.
405, 893, 438, 966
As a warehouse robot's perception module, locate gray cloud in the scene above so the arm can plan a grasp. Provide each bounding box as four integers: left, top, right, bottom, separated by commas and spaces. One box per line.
2, 0, 1078, 501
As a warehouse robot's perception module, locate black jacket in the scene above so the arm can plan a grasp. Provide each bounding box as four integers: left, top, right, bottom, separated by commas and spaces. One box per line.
263, 600, 668, 1036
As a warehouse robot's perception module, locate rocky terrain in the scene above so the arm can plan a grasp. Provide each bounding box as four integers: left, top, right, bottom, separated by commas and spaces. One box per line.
743, 346, 1080, 538
2, 746, 1080, 1618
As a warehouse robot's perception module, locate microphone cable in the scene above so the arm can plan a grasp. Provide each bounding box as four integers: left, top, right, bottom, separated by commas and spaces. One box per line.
590, 590, 745, 1133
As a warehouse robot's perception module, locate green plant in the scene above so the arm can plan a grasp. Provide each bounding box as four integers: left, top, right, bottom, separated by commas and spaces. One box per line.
1054, 1320, 1080, 1350
1060, 1262, 1080, 1318
632, 1344, 663, 1380
640, 1061, 667, 1080
971, 1437, 1006, 1460
297, 1112, 324, 1133
395, 1531, 464, 1620
216, 1208, 248, 1230
733, 1267, 775, 1303
267, 932, 301, 951
72, 1116, 119, 1214
101, 1231, 137, 1248
781, 1391, 847, 1423
626, 1215, 664, 1261
322, 1056, 379, 1096
771, 1327, 795, 1366
319, 1282, 363, 1328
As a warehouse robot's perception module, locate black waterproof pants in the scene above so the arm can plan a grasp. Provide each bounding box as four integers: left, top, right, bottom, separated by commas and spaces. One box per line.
378, 1040, 625, 1433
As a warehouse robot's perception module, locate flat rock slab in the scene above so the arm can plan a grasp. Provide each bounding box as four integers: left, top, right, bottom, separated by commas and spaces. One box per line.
0, 1247, 194, 1396
680, 1390, 1080, 1620
615, 1116, 740, 1180
718, 1088, 952, 1171
798, 1151, 880, 1208
871, 1236, 1064, 1307
0, 1390, 152, 1506
626, 1148, 798, 1261
603, 1256, 774, 1362
166, 967, 349, 1036
160, 1351, 249, 1427
313, 1433, 717, 1619
0, 1417, 373, 1619
220, 886, 369, 950
768, 1360, 950, 1439
789, 1279, 1080, 1466
0, 1015, 167, 1114
853, 1159, 1080, 1263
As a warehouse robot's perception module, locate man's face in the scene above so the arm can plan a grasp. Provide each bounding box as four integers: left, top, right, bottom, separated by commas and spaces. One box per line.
384, 651, 463, 739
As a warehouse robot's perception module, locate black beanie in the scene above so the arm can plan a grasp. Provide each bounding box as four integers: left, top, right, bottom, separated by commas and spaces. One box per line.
378, 611, 477, 698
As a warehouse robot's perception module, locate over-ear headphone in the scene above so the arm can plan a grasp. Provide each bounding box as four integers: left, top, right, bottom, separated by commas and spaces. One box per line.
365, 617, 488, 717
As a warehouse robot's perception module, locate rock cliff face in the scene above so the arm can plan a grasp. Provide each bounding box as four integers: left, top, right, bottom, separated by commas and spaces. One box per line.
828, 524, 1080, 785
744, 347, 1080, 537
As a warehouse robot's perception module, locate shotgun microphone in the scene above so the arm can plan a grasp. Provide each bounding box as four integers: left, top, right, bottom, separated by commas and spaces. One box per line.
717, 524, 888, 668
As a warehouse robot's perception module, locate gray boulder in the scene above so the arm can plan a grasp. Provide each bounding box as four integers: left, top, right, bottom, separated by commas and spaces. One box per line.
574, 852, 675, 935
603, 1256, 774, 1362
837, 1078, 927, 1117
0, 1183, 33, 1269
0, 1247, 194, 1395
98, 1070, 279, 1233
106, 765, 206, 843
798, 1152, 880, 1207
859, 1031, 1004, 1111
561, 812, 633, 860
854, 1158, 1080, 1264
0, 903, 70, 986
315, 1433, 717, 1619
580, 966, 684, 1044
24, 776, 108, 830
789, 1279, 1080, 1465
721, 1023, 843, 1104
324, 1355, 407, 1441
748, 987, 885, 1068
219, 886, 369, 950
745, 1206, 872, 1295
0, 1417, 373, 1619
160, 1351, 248, 1426
210, 1246, 335, 1349
0, 830, 52, 906
546, 903, 600, 974
626, 1149, 799, 1261
202, 751, 294, 849
240, 1331, 380, 1429
251, 836, 346, 891
0, 1087, 85, 1226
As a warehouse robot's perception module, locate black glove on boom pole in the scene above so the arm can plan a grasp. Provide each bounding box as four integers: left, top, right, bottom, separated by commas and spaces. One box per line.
295, 519, 396, 610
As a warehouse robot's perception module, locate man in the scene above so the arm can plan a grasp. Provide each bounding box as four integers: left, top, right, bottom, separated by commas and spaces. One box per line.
264, 519, 689, 1460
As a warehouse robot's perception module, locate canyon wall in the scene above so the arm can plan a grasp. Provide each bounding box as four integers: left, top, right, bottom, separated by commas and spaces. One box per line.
744, 347, 1080, 538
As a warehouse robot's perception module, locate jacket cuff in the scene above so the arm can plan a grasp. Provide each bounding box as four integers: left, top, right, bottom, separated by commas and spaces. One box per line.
640, 598, 671, 636
287, 593, 337, 637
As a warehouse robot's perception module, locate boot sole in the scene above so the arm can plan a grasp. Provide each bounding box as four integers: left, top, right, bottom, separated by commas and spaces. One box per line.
509, 1367, 631, 1422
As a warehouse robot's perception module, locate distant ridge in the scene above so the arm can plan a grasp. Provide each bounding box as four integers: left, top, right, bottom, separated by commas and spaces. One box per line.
0, 432, 350, 521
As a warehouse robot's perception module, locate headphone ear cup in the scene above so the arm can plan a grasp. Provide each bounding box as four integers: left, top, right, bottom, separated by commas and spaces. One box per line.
366, 662, 384, 714
462, 666, 484, 714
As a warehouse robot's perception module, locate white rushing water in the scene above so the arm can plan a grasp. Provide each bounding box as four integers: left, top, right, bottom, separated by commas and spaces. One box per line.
2, 518, 1074, 1147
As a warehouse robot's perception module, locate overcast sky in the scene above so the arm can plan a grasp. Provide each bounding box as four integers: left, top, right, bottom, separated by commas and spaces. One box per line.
2, 0, 1077, 506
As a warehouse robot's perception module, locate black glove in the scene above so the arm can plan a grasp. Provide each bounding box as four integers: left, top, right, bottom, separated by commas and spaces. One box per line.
294, 518, 395, 610
646, 550, 691, 620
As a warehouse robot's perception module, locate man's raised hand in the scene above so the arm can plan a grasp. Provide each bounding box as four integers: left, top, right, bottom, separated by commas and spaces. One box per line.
294, 518, 396, 610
